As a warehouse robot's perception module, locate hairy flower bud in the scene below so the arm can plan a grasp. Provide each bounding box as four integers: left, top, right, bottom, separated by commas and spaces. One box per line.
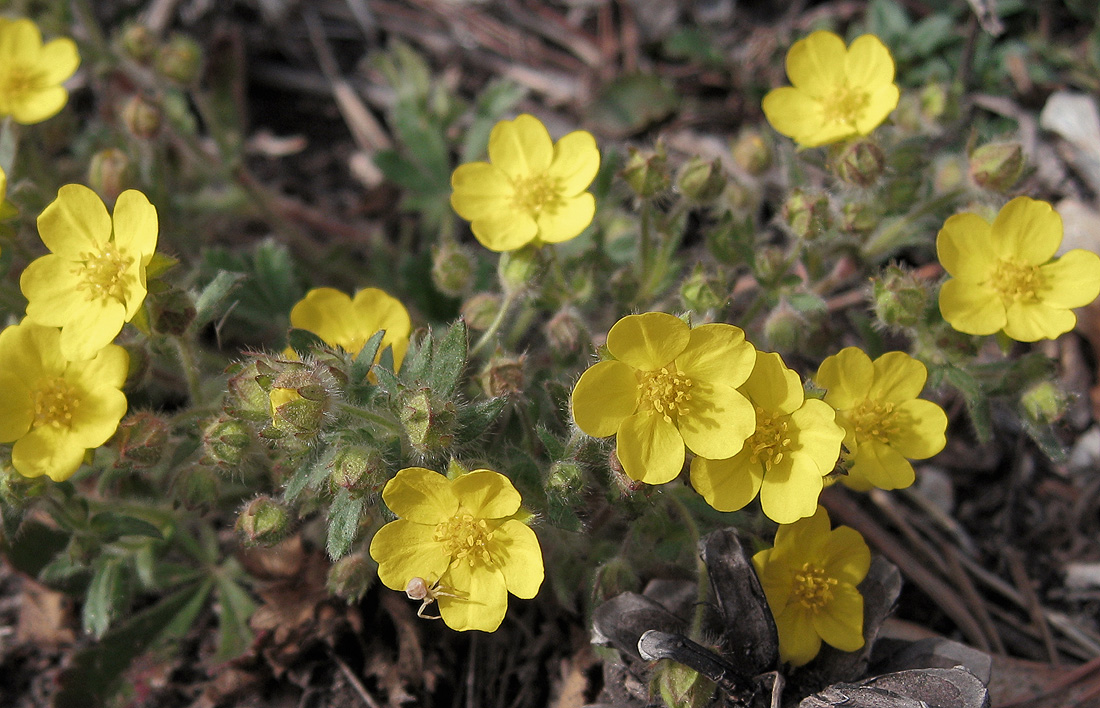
268, 362, 337, 444
1021, 381, 1068, 425
87, 148, 132, 204
431, 240, 477, 298
622, 146, 670, 198
547, 460, 584, 495
544, 306, 587, 355
762, 300, 808, 351
497, 246, 541, 294
111, 411, 170, 468
832, 139, 886, 187
461, 294, 501, 331
479, 354, 525, 398
175, 465, 220, 510
147, 287, 196, 336
782, 189, 829, 240
731, 129, 772, 174
677, 157, 726, 203
920, 82, 949, 121
969, 141, 1024, 192
118, 22, 157, 64
399, 388, 457, 458
328, 446, 389, 497
156, 34, 203, 84
872, 265, 929, 330
202, 417, 252, 467
236, 496, 292, 546
657, 660, 715, 708
226, 357, 278, 422
679, 265, 725, 313
705, 212, 755, 266
120, 95, 162, 140
327, 554, 377, 603
841, 202, 879, 234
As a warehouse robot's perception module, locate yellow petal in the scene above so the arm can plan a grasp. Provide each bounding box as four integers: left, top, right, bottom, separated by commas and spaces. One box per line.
536, 192, 594, 244
817, 347, 873, 409
381, 467, 459, 523
775, 603, 822, 666
762, 87, 823, 145
489, 519, 544, 599
936, 212, 995, 282
290, 287, 359, 350
1003, 300, 1076, 342
11, 425, 86, 481
849, 439, 915, 490
453, 469, 521, 519
674, 323, 755, 389
369, 519, 451, 591
470, 212, 538, 252
36, 184, 113, 256
571, 360, 639, 438
66, 341, 128, 391
57, 297, 126, 361
678, 381, 755, 460
788, 399, 844, 473
616, 410, 685, 484
38, 37, 80, 84
891, 399, 947, 459
111, 190, 158, 258
3, 20, 43, 62
689, 451, 760, 513
606, 312, 689, 371
991, 196, 1062, 265
487, 114, 553, 181
351, 287, 412, 369
855, 83, 900, 135
68, 387, 127, 448
450, 162, 514, 221
752, 548, 791, 612
822, 527, 871, 586
547, 130, 600, 195
938, 279, 1006, 335
1041, 250, 1100, 308
0, 376, 33, 442
438, 560, 509, 632
844, 34, 895, 88
772, 506, 831, 564
741, 350, 802, 414
868, 351, 927, 403
10, 86, 67, 125
21, 254, 86, 326
785, 31, 846, 94
759, 455, 824, 525
812, 583, 865, 652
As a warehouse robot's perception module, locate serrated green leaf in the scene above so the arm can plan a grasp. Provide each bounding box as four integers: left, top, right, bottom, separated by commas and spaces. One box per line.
402, 331, 432, 385
214, 574, 256, 661
535, 425, 567, 460
327, 488, 366, 560
193, 270, 246, 329
349, 330, 386, 385
286, 327, 326, 355
83, 558, 128, 639
456, 396, 507, 444
429, 320, 468, 398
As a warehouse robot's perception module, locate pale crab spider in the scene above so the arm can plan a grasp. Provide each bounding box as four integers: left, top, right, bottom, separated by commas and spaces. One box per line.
405, 576, 463, 620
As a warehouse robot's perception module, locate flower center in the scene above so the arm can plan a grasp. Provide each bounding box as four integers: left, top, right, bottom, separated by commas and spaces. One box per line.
848, 400, 900, 444
74, 242, 134, 304
1, 64, 41, 101
638, 367, 693, 423
511, 174, 563, 216
746, 407, 792, 471
435, 512, 495, 568
989, 258, 1043, 304
33, 377, 79, 429
820, 84, 870, 128
793, 562, 837, 610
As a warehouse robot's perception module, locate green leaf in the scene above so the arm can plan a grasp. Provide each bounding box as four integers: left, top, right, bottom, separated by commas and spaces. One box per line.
428, 320, 468, 398
286, 327, 326, 355
4, 518, 69, 577
456, 396, 507, 444
586, 74, 679, 138
349, 330, 386, 386
89, 512, 164, 542
327, 487, 366, 560
461, 79, 526, 163
213, 574, 256, 661
940, 364, 992, 443
83, 558, 128, 639
54, 579, 213, 708
535, 425, 567, 460
402, 330, 432, 385
193, 270, 246, 329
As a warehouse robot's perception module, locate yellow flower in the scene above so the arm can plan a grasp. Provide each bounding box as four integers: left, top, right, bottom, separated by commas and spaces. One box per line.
21, 185, 158, 361
289, 287, 411, 370
450, 114, 599, 252
762, 30, 899, 149
369, 466, 544, 632
690, 351, 844, 524
0, 18, 80, 125
571, 312, 756, 485
0, 321, 128, 481
937, 197, 1100, 341
816, 347, 947, 492
753, 507, 870, 666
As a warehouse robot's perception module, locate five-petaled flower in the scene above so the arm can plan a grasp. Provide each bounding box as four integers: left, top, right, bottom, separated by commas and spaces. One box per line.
450, 114, 599, 252
369, 466, 544, 632
753, 506, 870, 666
937, 196, 1100, 342
0, 321, 128, 481
571, 312, 757, 485
762, 30, 899, 149
0, 17, 80, 125
289, 287, 412, 370
691, 350, 844, 524
21, 185, 158, 361
816, 347, 947, 491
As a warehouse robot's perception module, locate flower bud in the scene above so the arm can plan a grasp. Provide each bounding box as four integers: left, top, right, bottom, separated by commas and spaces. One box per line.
705, 212, 754, 267
677, 157, 726, 203
762, 300, 808, 351
226, 357, 277, 423
461, 294, 500, 331
398, 388, 457, 458
120, 95, 162, 140
679, 265, 725, 313
832, 139, 886, 187
547, 460, 584, 495
920, 82, 948, 121
594, 557, 640, 600
731, 129, 772, 174
327, 555, 377, 603
497, 246, 541, 293
752, 246, 791, 286
174, 465, 220, 509
236, 496, 292, 546
1021, 381, 1068, 425
147, 287, 196, 336
202, 417, 252, 467
969, 141, 1024, 192
841, 202, 878, 234
431, 240, 476, 298
156, 34, 203, 85
87, 148, 132, 204
327, 446, 389, 497
479, 353, 525, 398
268, 362, 337, 443
657, 661, 715, 708
544, 306, 587, 355
111, 411, 170, 468
872, 265, 929, 330
781, 189, 829, 240
933, 155, 967, 195
118, 23, 156, 64
621, 146, 670, 198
